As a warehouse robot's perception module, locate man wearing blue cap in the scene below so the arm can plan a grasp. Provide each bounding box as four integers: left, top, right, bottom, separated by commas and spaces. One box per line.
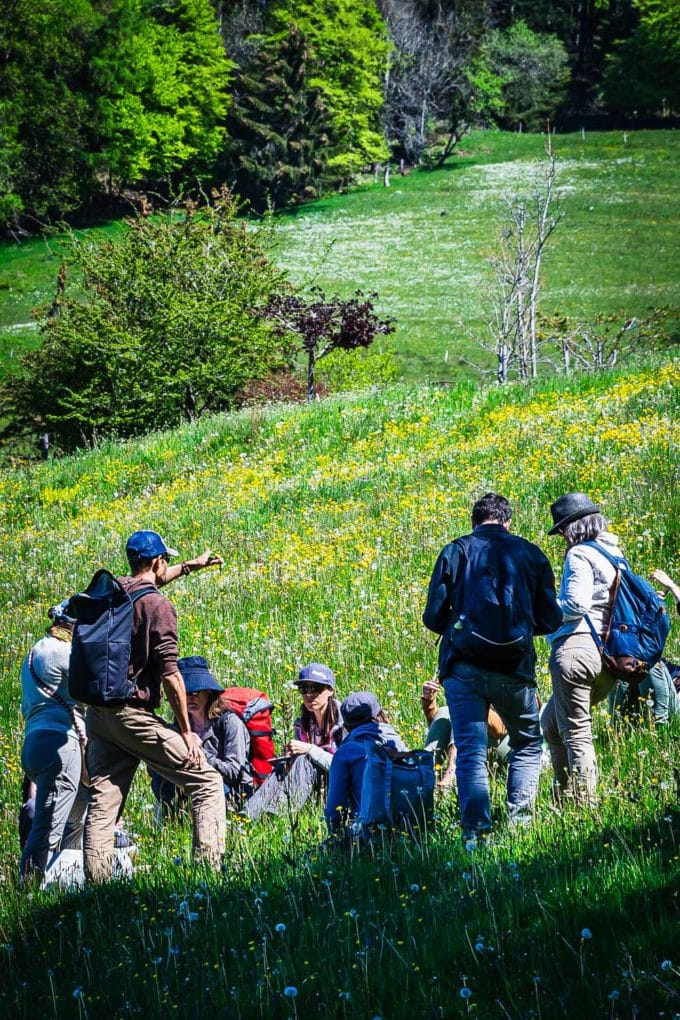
83, 531, 225, 880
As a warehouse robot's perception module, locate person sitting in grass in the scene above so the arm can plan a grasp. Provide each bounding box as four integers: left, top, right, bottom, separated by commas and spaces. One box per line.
151, 656, 253, 817
608, 659, 680, 726
324, 692, 406, 834
420, 678, 510, 789
245, 663, 343, 822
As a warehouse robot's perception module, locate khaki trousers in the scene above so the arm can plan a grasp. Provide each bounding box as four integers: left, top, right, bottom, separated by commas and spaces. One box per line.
542, 633, 616, 805
83, 705, 225, 881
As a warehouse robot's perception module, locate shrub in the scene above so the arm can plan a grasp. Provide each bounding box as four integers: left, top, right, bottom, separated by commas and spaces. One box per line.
1, 189, 291, 451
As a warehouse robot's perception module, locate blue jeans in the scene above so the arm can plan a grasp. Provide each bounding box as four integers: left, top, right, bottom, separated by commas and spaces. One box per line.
444, 663, 543, 836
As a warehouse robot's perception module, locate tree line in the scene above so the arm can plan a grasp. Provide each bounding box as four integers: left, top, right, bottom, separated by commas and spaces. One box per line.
1, 0, 678, 231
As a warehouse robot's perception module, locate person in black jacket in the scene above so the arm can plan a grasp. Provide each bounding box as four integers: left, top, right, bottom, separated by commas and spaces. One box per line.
423, 493, 561, 844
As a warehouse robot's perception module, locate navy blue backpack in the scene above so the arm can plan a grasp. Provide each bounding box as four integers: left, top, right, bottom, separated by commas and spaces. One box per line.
351, 734, 435, 840
69, 569, 158, 705
583, 542, 670, 682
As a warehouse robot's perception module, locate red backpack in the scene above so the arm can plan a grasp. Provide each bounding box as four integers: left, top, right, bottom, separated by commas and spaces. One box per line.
218, 687, 276, 787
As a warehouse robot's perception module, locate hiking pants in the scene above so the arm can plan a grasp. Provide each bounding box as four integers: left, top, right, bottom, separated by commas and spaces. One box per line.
20, 728, 88, 878
542, 633, 616, 805
83, 705, 225, 881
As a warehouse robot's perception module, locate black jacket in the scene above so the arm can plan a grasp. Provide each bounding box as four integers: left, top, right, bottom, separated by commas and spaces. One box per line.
423, 524, 561, 681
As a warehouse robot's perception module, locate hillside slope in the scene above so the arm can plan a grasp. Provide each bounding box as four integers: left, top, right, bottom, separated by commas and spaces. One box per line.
0, 358, 678, 1017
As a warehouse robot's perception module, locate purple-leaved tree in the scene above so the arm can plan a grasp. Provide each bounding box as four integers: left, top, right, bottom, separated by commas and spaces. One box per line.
264, 288, 395, 400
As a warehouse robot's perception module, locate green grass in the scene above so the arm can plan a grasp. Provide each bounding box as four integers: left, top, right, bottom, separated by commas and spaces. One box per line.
0, 354, 678, 1017
1, 130, 679, 383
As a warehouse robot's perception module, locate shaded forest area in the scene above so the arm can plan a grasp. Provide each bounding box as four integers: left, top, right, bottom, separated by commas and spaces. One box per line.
2, 0, 679, 232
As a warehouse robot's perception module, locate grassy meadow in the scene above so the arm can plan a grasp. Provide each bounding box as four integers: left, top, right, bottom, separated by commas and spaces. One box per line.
0, 354, 678, 1017
1, 130, 679, 383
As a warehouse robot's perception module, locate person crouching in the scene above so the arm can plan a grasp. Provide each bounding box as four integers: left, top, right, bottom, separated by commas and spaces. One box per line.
324, 692, 406, 836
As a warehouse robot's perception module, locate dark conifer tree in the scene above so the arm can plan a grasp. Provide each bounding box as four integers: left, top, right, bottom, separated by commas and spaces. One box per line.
222, 25, 334, 211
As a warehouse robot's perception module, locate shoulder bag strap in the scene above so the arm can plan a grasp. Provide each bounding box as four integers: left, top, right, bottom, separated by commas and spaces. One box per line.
28, 649, 87, 748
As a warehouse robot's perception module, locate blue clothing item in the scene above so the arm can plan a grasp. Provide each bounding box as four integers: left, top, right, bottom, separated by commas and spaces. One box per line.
444, 664, 543, 837
609, 660, 680, 724
324, 722, 406, 831
423, 524, 561, 682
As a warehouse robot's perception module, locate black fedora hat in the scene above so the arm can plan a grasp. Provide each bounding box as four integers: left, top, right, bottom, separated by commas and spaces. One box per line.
548, 492, 601, 535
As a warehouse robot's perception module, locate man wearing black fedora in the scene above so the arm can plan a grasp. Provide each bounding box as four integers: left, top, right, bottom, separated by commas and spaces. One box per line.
541, 493, 620, 805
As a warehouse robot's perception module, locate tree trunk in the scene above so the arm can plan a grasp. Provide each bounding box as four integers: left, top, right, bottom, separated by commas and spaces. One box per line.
307, 350, 316, 401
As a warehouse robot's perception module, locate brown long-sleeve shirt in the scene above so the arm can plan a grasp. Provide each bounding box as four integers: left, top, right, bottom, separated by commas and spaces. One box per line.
118, 575, 179, 709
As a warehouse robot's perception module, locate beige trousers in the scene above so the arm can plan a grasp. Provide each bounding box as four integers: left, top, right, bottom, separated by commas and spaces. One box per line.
542, 633, 616, 805
83, 704, 225, 881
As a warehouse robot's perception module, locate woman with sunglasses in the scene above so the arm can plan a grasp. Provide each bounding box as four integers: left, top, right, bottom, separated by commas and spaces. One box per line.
245, 663, 342, 821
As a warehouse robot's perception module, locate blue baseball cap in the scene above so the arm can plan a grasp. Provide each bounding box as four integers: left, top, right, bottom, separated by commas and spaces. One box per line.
125, 530, 179, 561
177, 656, 224, 694
340, 691, 381, 726
295, 663, 335, 689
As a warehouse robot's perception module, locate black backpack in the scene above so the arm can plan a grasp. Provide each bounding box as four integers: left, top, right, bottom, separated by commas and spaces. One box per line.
69, 569, 158, 706
448, 535, 532, 667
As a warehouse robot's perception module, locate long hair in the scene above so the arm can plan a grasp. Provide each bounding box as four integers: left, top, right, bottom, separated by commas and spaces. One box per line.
562, 512, 608, 548
207, 691, 227, 721
300, 696, 340, 744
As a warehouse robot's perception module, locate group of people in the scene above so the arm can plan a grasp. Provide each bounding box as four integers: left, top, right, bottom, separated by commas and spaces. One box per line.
19, 492, 678, 882
423, 491, 678, 843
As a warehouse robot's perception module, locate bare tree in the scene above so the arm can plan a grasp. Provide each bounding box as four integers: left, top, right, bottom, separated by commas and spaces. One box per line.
484, 139, 562, 383
379, 0, 492, 165
545, 311, 670, 374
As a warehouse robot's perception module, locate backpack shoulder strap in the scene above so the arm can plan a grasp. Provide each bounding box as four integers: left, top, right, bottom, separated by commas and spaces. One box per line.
580, 541, 628, 571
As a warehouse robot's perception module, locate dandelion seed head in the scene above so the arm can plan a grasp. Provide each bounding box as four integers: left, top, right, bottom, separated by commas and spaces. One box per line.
459, 986, 472, 999
275, 923, 287, 933
581, 928, 593, 940
660, 960, 672, 971
283, 986, 298, 998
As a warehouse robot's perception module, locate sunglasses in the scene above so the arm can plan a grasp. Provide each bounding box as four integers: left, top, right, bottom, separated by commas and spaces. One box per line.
298, 684, 328, 696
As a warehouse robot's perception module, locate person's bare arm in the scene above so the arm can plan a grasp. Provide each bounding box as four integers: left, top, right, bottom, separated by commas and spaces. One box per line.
162, 672, 203, 766
161, 551, 224, 586
652, 568, 680, 609
421, 679, 440, 724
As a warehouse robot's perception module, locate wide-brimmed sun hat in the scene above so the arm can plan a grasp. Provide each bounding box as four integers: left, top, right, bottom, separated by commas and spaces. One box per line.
48, 598, 76, 625
548, 492, 602, 535
177, 656, 224, 694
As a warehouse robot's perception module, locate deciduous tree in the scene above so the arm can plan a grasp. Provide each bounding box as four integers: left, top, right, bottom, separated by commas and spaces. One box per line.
263, 288, 395, 399
1, 190, 290, 450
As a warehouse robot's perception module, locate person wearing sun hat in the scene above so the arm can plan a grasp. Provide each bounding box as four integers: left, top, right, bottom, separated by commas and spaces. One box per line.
541, 493, 621, 806
150, 656, 253, 817
19, 597, 88, 882
83, 530, 226, 881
